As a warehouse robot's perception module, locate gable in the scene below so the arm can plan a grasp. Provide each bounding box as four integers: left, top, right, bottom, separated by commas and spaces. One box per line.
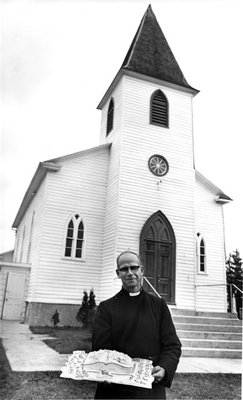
12, 144, 111, 228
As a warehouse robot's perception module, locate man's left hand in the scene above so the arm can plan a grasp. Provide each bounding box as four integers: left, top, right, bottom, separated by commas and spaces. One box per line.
152, 366, 165, 383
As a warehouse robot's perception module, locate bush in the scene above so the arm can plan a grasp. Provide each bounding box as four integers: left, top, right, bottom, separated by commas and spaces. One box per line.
76, 289, 97, 330
226, 249, 243, 319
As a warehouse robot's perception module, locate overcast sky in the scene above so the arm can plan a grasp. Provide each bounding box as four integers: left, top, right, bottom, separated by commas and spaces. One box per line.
1, 0, 242, 257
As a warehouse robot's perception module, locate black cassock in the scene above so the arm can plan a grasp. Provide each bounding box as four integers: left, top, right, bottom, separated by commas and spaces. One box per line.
92, 287, 181, 399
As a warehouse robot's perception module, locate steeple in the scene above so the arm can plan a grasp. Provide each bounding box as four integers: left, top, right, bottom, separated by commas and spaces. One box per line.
121, 5, 193, 90
98, 5, 198, 109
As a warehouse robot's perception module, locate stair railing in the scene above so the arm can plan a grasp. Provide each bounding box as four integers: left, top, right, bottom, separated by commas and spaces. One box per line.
229, 284, 242, 318
142, 278, 242, 316
143, 276, 161, 298
195, 283, 242, 315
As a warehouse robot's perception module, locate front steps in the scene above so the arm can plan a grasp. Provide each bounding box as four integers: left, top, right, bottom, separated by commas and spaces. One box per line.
170, 309, 242, 359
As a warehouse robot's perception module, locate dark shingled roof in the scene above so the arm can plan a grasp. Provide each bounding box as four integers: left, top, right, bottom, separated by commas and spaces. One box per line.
121, 5, 194, 90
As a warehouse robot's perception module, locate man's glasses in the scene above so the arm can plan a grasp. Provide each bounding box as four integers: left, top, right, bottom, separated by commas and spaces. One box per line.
118, 265, 141, 273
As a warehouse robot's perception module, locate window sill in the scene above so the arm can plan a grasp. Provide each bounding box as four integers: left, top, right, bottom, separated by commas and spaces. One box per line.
62, 257, 85, 262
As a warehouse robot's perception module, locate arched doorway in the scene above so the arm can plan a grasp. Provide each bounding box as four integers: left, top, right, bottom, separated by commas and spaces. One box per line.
140, 210, 176, 304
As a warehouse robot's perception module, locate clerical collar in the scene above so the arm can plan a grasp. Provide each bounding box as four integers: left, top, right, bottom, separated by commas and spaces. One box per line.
121, 287, 143, 296
129, 291, 141, 297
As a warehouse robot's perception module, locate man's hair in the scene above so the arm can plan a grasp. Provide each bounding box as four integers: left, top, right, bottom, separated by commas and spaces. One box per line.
116, 250, 142, 269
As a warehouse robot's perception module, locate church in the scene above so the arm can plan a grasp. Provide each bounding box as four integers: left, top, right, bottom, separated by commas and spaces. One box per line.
1, 5, 232, 326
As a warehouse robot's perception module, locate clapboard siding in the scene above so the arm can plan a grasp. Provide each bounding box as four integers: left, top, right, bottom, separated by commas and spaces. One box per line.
98, 75, 196, 308
29, 147, 110, 304
98, 80, 124, 300
13, 179, 47, 302
119, 76, 195, 309
195, 178, 227, 312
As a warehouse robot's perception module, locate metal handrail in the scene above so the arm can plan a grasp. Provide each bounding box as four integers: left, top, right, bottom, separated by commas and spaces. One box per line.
196, 282, 242, 293
231, 283, 243, 294
142, 278, 242, 315
143, 276, 161, 298
195, 282, 242, 314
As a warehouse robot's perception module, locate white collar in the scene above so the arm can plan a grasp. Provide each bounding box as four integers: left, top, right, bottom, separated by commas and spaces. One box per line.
129, 291, 141, 297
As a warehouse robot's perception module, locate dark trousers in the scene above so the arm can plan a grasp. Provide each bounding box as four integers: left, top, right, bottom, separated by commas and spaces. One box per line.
94, 382, 166, 399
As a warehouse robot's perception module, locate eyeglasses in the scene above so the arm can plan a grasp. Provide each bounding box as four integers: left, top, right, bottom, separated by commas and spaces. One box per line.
118, 265, 141, 273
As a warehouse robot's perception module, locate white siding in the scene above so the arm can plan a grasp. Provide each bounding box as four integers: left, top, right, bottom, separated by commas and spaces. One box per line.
99, 80, 124, 300
14, 179, 47, 302
99, 75, 196, 308
32, 147, 110, 304
195, 178, 227, 312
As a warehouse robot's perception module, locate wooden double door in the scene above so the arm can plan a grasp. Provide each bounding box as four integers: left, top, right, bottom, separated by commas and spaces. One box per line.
140, 211, 176, 304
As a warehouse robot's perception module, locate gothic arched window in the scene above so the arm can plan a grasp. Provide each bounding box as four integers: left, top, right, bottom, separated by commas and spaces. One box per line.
64, 214, 85, 260
196, 233, 206, 273
106, 98, 114, 136
150, 89, 169, 128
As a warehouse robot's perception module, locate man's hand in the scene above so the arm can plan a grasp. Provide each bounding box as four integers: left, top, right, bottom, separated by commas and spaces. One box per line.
152, 365, 165, 383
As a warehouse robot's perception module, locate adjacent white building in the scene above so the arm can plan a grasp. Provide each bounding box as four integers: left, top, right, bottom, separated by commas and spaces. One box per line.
0, 6, 231, 326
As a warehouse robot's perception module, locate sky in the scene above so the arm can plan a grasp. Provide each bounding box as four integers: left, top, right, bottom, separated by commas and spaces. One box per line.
1, 0, 242, 257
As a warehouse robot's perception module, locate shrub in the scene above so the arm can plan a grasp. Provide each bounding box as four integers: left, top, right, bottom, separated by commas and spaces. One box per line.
76, 289, 97, 330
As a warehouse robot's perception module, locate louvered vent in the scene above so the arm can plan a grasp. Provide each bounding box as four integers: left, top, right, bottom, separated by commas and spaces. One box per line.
106, 98, 114, 136
150, 90, 168, 127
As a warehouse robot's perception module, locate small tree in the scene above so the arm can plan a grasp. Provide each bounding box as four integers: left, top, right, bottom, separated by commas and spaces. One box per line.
88, 289, 96, 309
87, 289, 97, 330
226, 249, 242, 319
76, 290, 89, 327
76, 289, 97, 330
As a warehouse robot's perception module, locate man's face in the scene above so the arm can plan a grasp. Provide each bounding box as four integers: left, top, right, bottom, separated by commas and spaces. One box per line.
116, 252, 144, 293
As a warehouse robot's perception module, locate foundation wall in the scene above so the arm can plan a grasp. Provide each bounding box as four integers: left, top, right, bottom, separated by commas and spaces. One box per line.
26, 302, 83, 327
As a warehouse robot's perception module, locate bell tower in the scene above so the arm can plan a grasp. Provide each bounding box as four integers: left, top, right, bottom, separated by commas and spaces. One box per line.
97, 5, 199, 304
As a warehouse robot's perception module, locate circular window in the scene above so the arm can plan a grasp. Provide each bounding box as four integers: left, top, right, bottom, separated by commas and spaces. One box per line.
148, 155, 169, 176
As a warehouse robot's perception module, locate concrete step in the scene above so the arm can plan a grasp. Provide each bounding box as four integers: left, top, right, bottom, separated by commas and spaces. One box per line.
181, 338, 242, 350
172, 309, 242, 358
182, 347, 242, 359
173, 315, 241, 326
177, 329, 242, 341
171, 308, 238, 319
175, 322, 242, 333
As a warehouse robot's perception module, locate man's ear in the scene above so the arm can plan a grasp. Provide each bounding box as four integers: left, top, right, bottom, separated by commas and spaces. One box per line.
116, 269, 120, 278
141, 265, 144, 275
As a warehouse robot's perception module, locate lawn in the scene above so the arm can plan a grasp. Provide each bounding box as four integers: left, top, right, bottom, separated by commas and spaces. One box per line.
0, 327, 241, 400
30, 325, 92, 354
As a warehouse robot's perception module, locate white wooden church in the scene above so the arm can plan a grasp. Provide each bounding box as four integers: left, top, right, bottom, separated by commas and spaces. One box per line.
1, 6, 232, 325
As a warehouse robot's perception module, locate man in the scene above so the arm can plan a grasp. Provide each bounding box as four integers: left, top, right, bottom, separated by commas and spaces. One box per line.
92, 250, 181, 399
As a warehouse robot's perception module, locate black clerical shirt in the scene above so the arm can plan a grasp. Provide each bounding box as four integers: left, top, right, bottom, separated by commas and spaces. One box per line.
92, 287, 181, 388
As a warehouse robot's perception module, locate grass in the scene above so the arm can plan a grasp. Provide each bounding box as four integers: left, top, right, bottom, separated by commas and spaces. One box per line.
0, 327, 241, 400
0, 338, 96, 400
30, 325, 92, 354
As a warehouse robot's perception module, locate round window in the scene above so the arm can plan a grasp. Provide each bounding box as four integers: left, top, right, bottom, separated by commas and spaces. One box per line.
148, 155, 169, 176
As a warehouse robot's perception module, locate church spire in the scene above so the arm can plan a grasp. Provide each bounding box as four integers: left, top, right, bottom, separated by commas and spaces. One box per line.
121, 5, 194, 90
97, 5, 198, 109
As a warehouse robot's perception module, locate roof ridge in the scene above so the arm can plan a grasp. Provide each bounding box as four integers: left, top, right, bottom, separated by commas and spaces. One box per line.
123, 5, 151, 68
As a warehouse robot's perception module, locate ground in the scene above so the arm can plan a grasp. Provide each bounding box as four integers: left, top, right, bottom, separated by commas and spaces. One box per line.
0, 327, 241, 399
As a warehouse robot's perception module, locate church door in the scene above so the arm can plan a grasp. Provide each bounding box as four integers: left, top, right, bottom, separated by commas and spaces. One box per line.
140, 210, 176, 304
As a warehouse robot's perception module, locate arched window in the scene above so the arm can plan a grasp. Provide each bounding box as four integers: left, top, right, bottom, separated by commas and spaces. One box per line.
64, 214, 85, 260
196, 233, 206, 273
106, 98, 114, 136
150, 89, 169, 128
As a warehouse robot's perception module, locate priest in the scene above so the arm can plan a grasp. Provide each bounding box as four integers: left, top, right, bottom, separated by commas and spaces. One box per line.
92, 250, 181, 399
